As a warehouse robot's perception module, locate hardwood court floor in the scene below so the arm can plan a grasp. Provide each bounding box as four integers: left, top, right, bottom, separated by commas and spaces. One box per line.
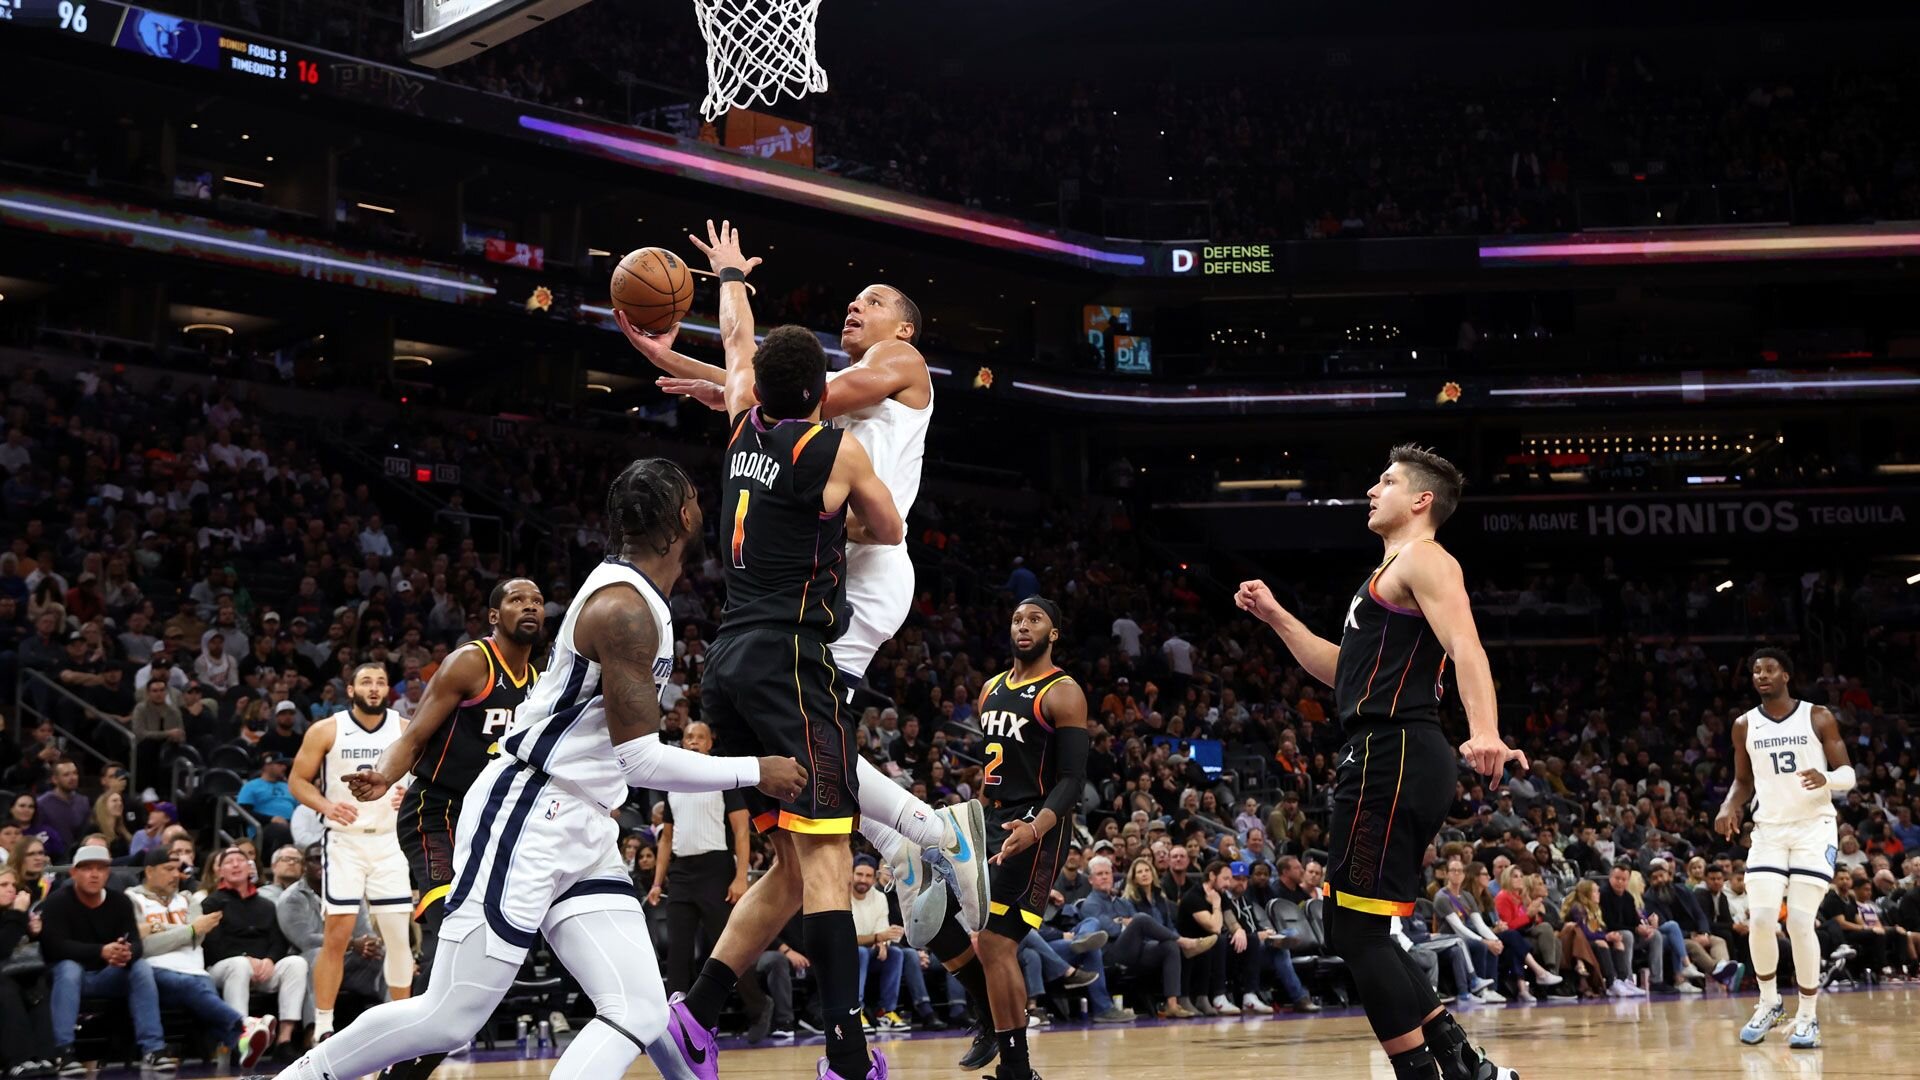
416, 986, 1915, 1079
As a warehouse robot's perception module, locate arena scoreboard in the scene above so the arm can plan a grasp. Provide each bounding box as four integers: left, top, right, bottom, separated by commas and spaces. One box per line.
3, 0, 328, 83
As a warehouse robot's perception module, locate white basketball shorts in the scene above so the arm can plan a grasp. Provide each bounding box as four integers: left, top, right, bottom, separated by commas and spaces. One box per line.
1747, 816, 1838, 882
320, 828, 412, 916
832, 541, 915, 682
439, 755, 637, 964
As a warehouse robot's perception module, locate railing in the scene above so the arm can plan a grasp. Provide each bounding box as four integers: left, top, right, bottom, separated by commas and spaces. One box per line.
433, 507, 511, 565
15, 670, 139, 790
213, 796, 264, 849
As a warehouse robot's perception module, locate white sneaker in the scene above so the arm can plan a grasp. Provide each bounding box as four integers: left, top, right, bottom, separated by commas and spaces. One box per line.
1629, 981, 1650, 997
932, 802, 989, 933
1680, 966, 1706, 982
1606, 982, 1626, 997
1210, 995, 1241, 1016
1518, 987, 1537, 1002
1534, 970, 1564, 987
885, 834, 925, 911
1677, 981, 1703, 994
1477, 988, 1508, 1004
1611, 979, 1641, 998
1240, 993, 1274, 1014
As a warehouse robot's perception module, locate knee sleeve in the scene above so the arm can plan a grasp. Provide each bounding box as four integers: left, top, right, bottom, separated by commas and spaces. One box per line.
1786, 878, 1826, 992
1328, 903, 1434, 1041
1746, 872, 1786, 977
546, 909, 670, 1046
375, 911, 415, 989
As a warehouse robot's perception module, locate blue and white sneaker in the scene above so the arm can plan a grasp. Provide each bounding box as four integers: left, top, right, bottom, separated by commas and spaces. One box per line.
884, 836, 926, 912
1787, 1017, 1820, 1050
929, 802, 989, 933
1740, 999, 1785, 1045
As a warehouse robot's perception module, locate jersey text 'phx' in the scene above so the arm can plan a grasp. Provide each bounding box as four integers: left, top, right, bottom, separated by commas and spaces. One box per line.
977, 667, 1074, 806
416, 638, 536, 800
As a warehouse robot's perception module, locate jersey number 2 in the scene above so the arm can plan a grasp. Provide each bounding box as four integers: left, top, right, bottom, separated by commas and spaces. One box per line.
1768, 750, 1798, 774
983, 742, 1004, 787
730, 491, 750, 569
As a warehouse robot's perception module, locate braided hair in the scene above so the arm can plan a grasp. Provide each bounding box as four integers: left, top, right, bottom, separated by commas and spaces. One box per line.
607, 457, 695, 558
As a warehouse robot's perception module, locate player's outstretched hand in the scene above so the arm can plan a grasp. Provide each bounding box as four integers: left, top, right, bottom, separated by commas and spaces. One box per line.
655, 376, 726, 411
756, 756, 808, 801
1458, 733, 1528, 783
616, 310, 680, 353
1235, 579, 1286, 625
341, 770, 390, 803
688, 219, 763, 278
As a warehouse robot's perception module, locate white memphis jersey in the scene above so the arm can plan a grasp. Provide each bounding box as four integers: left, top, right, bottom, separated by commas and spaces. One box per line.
1742, 698, 1835, 825
327, 710, 404, 832
831, 369, 931, 523
500, 558, 672, 811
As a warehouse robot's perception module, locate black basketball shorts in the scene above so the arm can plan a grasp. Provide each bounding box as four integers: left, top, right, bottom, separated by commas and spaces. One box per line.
1324, 720, 1456, 919
396, 784, 461, 922
983, 801, 1066, 941
702, 628, 858, 835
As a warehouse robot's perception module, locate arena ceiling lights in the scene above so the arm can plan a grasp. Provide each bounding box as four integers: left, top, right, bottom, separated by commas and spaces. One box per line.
1480, 224, 1920, 266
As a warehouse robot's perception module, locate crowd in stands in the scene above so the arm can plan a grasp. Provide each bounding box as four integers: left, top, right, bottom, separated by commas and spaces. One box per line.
0, 346, 1917, 1073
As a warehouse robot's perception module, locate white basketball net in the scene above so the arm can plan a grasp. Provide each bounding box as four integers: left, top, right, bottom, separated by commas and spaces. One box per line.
693, 0, 829, 121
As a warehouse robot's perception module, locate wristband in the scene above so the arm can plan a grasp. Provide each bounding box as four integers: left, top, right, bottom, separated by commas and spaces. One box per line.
1824, 764, 1856, 792
717, 266, 747, 284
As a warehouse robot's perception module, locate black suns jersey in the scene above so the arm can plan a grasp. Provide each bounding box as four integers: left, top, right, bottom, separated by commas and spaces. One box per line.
977, 668, 1075, 807
415, 638, 536, 799
719, 407, 848, 640
1333, 540, 1450, 730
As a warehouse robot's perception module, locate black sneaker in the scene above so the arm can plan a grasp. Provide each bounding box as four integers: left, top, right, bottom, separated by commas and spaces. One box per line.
797, 1016, 824, 1036
54, 1055, 85, 1078
746, 1001, 774, 1044
957, 1025, 999, 1070
139, 1049, 180, 1073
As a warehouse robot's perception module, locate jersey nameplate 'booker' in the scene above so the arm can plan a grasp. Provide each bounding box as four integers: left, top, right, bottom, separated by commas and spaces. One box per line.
720, 408, 848, 638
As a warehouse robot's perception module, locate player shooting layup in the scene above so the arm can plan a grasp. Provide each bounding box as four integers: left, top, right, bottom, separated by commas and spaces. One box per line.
620, 221, 989, 925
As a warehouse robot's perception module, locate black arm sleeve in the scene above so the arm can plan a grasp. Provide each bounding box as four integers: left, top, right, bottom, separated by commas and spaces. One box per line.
1041, 726, 1090, 826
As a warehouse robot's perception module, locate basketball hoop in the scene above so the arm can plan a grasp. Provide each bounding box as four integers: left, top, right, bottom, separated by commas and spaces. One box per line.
691, 0, 829, 122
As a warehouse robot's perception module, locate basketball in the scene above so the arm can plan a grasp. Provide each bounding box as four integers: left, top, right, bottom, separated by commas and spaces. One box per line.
610, 247, 695, 334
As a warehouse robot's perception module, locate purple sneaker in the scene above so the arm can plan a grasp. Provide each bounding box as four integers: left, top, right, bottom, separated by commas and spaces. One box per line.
815, 1050, 889, 1080
662, 992, 719, 1080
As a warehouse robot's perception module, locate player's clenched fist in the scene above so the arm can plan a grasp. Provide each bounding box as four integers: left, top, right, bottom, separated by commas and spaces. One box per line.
756, 756, 809, 801
1235, 579, 1286, 625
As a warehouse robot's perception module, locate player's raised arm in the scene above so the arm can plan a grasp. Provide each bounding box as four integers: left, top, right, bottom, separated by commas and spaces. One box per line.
683, 219, 765, 418
825, 434, 902, 546
1236, 579, 1340, 687
1716, 714, 1755, 838
1800, 705, 1856, 793
290, 718, 355, 826
1398, 541, 1524, 780
344, 644, 489, 804
616, 315, 728, 386
575, 583, 806, 801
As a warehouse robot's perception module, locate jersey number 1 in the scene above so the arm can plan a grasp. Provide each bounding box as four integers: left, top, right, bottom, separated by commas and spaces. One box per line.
731, 491, 750, 569
1768, 750, 1797, 774
983, 742, 1004, 787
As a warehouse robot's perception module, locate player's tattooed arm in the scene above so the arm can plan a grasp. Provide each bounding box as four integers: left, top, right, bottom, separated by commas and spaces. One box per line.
1715, 715, 1755, 838
578, 586, 666, 744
